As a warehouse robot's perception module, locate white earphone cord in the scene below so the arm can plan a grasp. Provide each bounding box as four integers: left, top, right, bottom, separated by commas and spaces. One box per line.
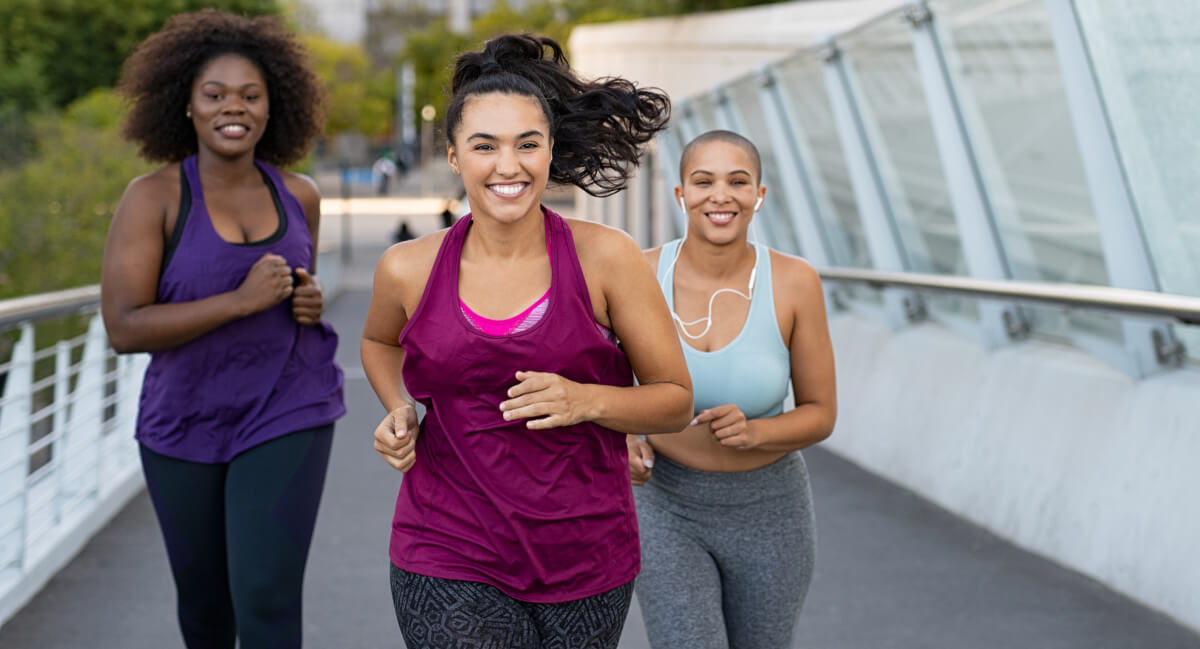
666, 194, 763, 340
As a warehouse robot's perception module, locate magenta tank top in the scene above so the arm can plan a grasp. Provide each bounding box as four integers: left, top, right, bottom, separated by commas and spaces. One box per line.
391, 207, 638, 602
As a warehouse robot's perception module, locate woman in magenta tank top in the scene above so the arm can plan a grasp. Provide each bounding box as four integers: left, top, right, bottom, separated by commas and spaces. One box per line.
361, 34, 693, 648
100, 11, 343, 648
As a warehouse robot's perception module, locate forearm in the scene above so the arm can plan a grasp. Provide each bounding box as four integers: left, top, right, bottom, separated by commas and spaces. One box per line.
106, 292, 249, 353
361, 338, 414, 413
583, 381, 692, 435
749, 403, 835, 452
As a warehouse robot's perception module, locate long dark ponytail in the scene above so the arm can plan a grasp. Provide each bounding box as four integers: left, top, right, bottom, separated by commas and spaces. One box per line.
446, 34, 670, 198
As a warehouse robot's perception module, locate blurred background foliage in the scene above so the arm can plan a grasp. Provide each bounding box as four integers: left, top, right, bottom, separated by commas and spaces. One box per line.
0, 0, 777, 300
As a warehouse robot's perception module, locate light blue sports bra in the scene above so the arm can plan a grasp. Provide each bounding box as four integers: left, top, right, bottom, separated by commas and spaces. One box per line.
656, 239, 791, 419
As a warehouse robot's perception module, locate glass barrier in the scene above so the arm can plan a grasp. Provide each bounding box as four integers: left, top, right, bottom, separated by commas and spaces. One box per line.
932, 0, 1121, 342
724, 75, 802, 256
1074, 0, 1200, 361
773, 55, 873, 271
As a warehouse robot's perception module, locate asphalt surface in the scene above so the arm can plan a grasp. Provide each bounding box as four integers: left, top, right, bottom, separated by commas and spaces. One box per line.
2, 217, 1198, 649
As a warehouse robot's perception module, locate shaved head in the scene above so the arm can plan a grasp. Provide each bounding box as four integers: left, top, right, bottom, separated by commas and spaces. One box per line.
678, 130, 763, 185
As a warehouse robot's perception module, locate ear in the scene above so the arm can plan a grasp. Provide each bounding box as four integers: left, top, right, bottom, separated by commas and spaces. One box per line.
446, 141, 459, 175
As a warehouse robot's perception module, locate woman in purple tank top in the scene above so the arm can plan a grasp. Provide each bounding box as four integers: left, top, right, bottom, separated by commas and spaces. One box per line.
100, 11, 344, 649
361, 34, 694, 648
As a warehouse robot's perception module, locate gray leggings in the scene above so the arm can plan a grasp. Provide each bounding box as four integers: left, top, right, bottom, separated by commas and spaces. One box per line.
633, 452, 816, 649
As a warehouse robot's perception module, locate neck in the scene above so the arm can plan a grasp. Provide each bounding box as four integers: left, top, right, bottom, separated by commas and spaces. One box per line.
195, 149, 260, 188
464, 204, 548, 261
678, 234, 755, 283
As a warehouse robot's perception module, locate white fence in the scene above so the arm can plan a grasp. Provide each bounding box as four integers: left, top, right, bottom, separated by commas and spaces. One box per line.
0, 306, 148, 628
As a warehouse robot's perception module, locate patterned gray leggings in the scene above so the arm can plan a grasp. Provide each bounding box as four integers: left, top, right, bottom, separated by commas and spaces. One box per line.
633, 452, 816, 649
389, 565, 633, 649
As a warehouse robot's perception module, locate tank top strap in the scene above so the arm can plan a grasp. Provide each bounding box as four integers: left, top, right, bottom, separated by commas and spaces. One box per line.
544, 207, 590, 315
655, 238, 684, 307
397, 213, 472, 346
746, 241, 788, 353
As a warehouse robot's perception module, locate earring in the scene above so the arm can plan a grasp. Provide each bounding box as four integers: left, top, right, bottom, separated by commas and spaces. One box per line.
186, 110, 192, 119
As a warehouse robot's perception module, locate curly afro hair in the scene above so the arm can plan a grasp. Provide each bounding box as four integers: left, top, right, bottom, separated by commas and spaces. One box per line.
117, 9, 325, 166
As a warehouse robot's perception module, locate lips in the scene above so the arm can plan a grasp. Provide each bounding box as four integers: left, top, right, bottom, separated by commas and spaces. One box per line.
706, 211, 736, 225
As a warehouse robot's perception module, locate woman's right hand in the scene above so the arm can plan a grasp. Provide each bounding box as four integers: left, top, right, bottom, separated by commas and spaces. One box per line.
627, 435, 655, 486
235, 253, 294, 315
374, 404, 420, 472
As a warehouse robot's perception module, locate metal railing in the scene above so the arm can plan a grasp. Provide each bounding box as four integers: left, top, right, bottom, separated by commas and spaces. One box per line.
818, 268, 1200, 326
0, 287, 147, 628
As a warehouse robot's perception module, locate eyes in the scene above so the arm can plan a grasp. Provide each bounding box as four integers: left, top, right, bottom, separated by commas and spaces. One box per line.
472, 141, 542, 152
692, 178, 750, 187
201, 92, 262, 103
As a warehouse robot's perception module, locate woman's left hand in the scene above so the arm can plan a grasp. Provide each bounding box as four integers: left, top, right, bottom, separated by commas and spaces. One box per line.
292, 268, 324, 325
500, 371, 589, 430
694, 404, 758, 450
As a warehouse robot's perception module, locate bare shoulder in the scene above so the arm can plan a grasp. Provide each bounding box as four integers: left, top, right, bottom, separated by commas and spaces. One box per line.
124, 164, 179, 202
643, 246, 663, 268
565, 218, 642, 265
116, 164, 180, 223
769, 249, 824, 297
279, 170, 321, 204
377, 229, 447, 280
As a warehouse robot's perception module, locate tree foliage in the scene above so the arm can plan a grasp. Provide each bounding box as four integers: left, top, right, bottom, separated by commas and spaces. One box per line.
304, 35, 396, 137
0, 90, 151, 300
0, 0, 279, 111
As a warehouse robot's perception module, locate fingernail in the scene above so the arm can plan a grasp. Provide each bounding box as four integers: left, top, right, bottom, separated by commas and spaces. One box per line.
690, 418, 698, 426
643, 459, 654, 468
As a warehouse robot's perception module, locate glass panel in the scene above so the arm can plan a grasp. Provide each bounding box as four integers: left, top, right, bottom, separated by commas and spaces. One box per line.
1074, 1, 1200, 359
688, 93, 721, 132
775, 54, 881, 306
774, 56, 872, 271
840, 14, 965, 276
840, 13, 978, 322
932, 0, 1119, 342
724, 76, 801, 256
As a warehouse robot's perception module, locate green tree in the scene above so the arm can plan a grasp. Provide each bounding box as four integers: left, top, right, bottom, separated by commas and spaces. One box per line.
304, 35, 396, 138
0, 0, 279, 109
0, 90, 150, 300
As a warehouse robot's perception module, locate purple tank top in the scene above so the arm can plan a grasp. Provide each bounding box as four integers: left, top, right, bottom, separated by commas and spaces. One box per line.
135, 156, 345, 462
392, 207, 638, 602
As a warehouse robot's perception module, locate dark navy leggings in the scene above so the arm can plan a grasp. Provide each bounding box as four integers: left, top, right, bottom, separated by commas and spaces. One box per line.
139, 425, 334, 649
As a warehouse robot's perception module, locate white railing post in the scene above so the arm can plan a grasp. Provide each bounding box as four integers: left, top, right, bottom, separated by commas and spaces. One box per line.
61, 316, 107, 516
0, 325, 34, 591
52, 341, 70, 526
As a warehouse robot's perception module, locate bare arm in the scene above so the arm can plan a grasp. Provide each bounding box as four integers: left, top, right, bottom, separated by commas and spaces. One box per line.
361, 237, 440, 472
99, 174, 293, 354
501, 227, 692, 435
706, 253, 836, 452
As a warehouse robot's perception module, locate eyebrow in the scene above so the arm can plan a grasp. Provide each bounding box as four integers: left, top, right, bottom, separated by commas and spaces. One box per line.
689, 168, 753, 177
200, 81, 263, 90
466, 130, 545, 141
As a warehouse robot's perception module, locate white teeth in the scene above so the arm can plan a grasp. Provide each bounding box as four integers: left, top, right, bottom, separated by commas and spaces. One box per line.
707, 212, 735, 223
489, 183, 526, 196
219, 124, 248, 134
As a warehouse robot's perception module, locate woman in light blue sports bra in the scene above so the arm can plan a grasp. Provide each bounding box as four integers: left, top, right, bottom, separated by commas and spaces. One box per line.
629, 130, 838, 649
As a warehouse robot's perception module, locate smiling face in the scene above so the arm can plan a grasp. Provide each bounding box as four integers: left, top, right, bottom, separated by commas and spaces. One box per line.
676, 139, 766, 246
448, 92, 552, 225
188, 53, 269, 160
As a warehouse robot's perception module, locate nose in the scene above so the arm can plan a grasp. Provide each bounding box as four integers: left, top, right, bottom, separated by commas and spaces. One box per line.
496, 145, 520, 176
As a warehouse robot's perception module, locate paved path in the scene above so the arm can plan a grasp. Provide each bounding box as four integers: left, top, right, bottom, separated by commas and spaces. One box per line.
2, 221, 1198, 648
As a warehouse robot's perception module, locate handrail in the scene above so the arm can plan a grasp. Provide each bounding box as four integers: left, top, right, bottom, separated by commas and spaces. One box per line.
0, 285, 101, 331
5, 267, 1200, 330
819, 267, 1200, 325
